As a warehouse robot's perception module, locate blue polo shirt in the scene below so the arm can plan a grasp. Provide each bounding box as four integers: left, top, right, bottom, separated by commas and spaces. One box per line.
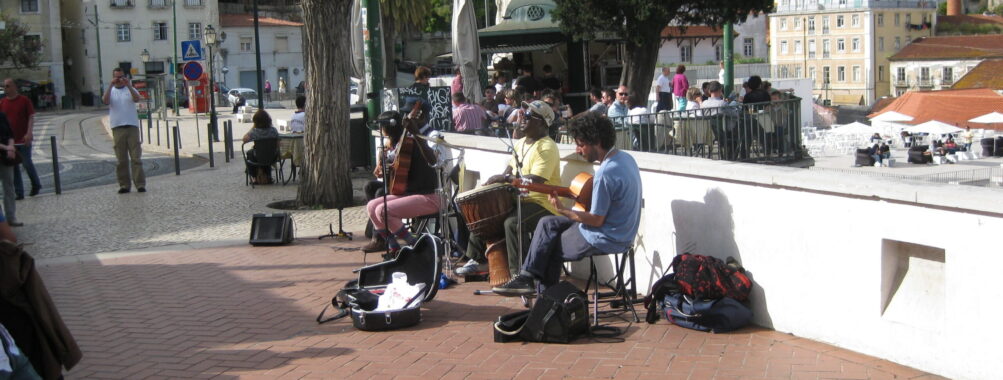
579, 150, 642, 253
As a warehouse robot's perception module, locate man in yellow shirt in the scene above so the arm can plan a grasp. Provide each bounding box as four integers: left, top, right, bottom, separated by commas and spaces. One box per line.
457, 101, 562, 278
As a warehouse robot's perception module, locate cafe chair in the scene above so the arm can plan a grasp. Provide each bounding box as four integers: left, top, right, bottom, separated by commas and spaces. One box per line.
242, 137, 283, 187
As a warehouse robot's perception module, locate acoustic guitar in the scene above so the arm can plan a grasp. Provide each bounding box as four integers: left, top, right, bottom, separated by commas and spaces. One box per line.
389, 101, 424, 195
512, 172, 594, 211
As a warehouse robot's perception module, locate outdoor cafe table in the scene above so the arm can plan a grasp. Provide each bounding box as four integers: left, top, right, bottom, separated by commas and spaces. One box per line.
278, 133, 304, 184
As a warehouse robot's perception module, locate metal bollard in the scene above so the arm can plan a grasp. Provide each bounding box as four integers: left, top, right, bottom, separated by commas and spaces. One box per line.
175, 120, 182, 149
173, 126, 181, 176
49, 136, 61, 194
208, 123, 214, 168
147, 118, 152, 143
156, 119, 161, 146
165, 120, 170, 148
195, 117, 201, 147
223, 121, 230, 163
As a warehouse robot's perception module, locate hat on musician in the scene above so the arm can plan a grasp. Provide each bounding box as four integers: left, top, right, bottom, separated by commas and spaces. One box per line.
522, 100, 555, 126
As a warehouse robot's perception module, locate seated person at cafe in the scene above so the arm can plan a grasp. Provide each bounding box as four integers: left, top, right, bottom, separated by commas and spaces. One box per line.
242, 110, 279, 184
493, 112, 642, 295
869, 144, 884, 165
362, 110, 441, 253
943, 139, 959, 154
452, 92, 488, 135
879, 142, 891, 160
456, 101, 562, 278
289, 95, 306, 133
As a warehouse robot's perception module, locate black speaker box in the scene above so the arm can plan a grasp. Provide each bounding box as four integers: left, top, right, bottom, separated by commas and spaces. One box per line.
249, 213, 294, 246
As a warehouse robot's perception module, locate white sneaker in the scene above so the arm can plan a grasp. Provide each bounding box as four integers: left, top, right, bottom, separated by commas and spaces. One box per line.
455, 259, 487, 275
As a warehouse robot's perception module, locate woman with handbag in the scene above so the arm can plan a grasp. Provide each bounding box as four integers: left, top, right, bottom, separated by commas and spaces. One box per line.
0, 112, 19, 226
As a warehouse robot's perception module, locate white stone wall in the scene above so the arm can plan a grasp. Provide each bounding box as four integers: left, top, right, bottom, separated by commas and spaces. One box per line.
440, 133, 1003, 380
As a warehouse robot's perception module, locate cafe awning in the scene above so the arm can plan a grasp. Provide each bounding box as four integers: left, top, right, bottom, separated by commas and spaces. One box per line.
481, 42, 561, 55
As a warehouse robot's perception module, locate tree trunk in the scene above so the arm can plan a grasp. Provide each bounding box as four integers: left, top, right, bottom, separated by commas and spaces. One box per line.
298, 0, 354, 208
622, 29, 662, 100
382, 14, 398, 88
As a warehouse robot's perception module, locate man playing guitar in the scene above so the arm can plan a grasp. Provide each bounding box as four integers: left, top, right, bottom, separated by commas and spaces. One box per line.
361, 109, 440, 253
456, 101, 563, 278
493, 112, 642, 295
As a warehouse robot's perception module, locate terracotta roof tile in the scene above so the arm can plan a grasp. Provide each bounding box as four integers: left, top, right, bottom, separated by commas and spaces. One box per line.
221, 14, 303, 28
867, 88, 1003, 130
952, 59, 1003, 90
889, 35, 1003, 60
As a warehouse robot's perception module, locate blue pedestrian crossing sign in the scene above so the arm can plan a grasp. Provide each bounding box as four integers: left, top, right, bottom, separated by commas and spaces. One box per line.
181, 40, 203, 61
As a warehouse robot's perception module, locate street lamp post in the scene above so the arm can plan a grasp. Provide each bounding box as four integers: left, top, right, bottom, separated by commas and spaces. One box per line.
140, 49, 153, 131
204, 25, 219, 142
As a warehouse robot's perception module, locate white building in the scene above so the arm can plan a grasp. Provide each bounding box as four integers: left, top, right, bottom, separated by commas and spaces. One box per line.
888, 34, 1003, 96
72, 0, 219, 104
0, 0, 66, 108
656, 13, 769, 66
219, 14, 304, 96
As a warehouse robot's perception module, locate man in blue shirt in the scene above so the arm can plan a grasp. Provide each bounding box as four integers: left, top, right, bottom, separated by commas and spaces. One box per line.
494, 112, 642, 295
606, 85, 629, 119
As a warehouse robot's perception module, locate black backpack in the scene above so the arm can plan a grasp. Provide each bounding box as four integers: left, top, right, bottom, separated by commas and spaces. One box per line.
493, 281, 589, 344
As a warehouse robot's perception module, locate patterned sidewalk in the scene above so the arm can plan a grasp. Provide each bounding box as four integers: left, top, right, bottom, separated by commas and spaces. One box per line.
35, 238, 941, 380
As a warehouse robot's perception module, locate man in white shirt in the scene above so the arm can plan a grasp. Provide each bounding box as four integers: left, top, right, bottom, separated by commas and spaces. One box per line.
102, 68, 146, 194
289, 95, 306, 133
655, 66, 672, 111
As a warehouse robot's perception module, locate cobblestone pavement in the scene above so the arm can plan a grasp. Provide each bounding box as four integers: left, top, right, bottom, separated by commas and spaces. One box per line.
36, 239, 941, 379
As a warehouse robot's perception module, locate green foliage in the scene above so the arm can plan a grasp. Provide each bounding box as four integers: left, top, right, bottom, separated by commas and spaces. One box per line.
381, 0, 432, 33
937, 22, 1003, 35
0, 15, 42, 70
937, 1, 947, 15
425, 0, 452, 33
994, 4, 1003, 15
735, 56, 766, 64
551, 0, 774, 49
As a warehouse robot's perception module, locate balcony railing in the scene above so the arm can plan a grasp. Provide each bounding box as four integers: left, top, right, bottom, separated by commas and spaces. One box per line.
149, 0, 168, 8
941, 77, 954, 86
917, 78, 933, 87
183, 0, 203, 7
110, 0, 134, 8
893, 77, 909, 87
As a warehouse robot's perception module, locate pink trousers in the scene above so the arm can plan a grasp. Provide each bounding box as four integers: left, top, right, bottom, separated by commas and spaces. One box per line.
366, 193, 441, 233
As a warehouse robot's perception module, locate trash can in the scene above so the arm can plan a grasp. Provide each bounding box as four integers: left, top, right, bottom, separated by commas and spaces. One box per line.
996, 137, 1003, 157
350, 104, 370, 169
981, 138, 995, 157
80, 92, 94, 107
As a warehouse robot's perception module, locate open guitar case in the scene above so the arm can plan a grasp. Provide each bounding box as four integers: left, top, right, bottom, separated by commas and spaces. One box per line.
317, 234, 444, 331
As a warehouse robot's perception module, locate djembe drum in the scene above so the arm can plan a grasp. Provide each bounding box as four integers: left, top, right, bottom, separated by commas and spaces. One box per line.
455, 183, 515, 286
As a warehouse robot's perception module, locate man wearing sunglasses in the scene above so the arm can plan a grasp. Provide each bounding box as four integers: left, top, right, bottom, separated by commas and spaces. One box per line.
606, 85, 630, 119
456, 101, 561, 279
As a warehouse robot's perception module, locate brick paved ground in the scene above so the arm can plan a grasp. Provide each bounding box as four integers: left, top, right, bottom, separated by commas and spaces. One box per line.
36, 238, 942, 380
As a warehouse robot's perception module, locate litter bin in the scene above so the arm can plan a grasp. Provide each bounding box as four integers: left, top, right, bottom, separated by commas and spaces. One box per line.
80, 92, 94, 107
350, 104, 370, 169
996, 137, 1003, 157
981, 138, 995, 157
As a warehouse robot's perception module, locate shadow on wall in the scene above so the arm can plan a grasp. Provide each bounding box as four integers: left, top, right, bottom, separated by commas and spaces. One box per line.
669, 188, 773, 328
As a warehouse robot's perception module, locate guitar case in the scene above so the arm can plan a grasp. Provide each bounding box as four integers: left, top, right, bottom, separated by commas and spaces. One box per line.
317, 234, 443, 331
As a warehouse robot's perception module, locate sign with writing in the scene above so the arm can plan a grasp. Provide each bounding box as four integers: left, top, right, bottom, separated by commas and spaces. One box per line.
394, 85, 452, 132
181, 40, 203, 61
182, 61, 203, 81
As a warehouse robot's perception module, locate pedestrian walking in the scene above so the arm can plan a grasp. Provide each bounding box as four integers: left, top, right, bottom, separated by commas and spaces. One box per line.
0, 112, 21, 226
264, 80, 272, 102
102, 68, 146, 194
0, 78, 41, 199
278, 77, 286, 96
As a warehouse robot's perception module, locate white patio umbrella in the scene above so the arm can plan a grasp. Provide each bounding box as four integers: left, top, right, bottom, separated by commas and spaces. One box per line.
829, 121, 875, 136
870, 111, 914, 122
969, 112, 1003, 124
452, 0, 482, 103
903, 120, 963, 135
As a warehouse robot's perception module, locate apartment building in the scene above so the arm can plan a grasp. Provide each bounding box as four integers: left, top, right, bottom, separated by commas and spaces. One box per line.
69, 0, 219, 104
888, 35, 1003, 95
219, 14, 303, 92
770, 0, 935, 106
0, 0, 66, 107
656, 13, 769, 66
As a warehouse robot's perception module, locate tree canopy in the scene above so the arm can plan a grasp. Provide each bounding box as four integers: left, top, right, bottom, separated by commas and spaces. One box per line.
0, 15, 43, 71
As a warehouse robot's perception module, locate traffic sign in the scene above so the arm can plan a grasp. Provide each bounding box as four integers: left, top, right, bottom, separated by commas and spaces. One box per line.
182, 61, 204, 81
181, 40, 203, 61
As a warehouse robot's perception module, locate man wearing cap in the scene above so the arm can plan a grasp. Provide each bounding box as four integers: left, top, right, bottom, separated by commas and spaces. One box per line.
455, 100, 562, 279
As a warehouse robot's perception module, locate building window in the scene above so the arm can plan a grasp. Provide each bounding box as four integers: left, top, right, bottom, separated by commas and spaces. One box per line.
780, 18, 787, 30
275, 36, 289, 53
877, 13, 884, 26
838, 66, 846, 82
794, 18, 802, 30
153, 22, 168, 41
116, 23, 131, 42
780, 40, 789, 55
240, 36, 252, 52
680, 44, 692, 63
185, 0, 203, 5
878, 37, 884, 51
795, 66, 802, 77
808, 39, 816, 58
188, 23, 202, 41
839, 0, 847, 5
919, 67, 929, 81
808, 17, 816, 34
852, 66, 861, 82
20, 0, 38, 12
822, 16, 830, 34
896, 67, 906, 83
150, 0, 167, 6
837, 38, 845, 53
743, 38, 754, 57
895, 37, 901, 50
852, 14, 860, 27
836, 15, 845, 28
795, 40, 803, 54
823, 39, 831, 58
906, 14, 912, 25
715, 44, 722, 62
943, 67, 953, 83
809, 66, 817, 82
852, 38, 860, 52
879, 65, 884, 81
823, 66, 831, 84
895, 13, 900, 26
22, 35, 41, 53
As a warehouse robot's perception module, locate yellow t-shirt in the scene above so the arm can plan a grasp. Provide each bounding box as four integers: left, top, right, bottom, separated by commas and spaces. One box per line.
510, 136, 562, 215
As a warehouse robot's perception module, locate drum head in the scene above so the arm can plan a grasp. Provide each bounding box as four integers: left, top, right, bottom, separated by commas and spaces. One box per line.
456, 183, 514, 201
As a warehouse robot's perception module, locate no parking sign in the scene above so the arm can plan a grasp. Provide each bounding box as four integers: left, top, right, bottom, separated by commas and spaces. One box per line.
182, 61, 203, 81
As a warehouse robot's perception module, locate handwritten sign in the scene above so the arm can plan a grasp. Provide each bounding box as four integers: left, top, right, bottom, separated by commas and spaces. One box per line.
382, 88, 398, 112
394, 85, 453, 132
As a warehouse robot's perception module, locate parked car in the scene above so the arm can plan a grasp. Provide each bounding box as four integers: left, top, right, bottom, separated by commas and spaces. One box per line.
164, 89, 189, 108
227, 88, 258, 108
